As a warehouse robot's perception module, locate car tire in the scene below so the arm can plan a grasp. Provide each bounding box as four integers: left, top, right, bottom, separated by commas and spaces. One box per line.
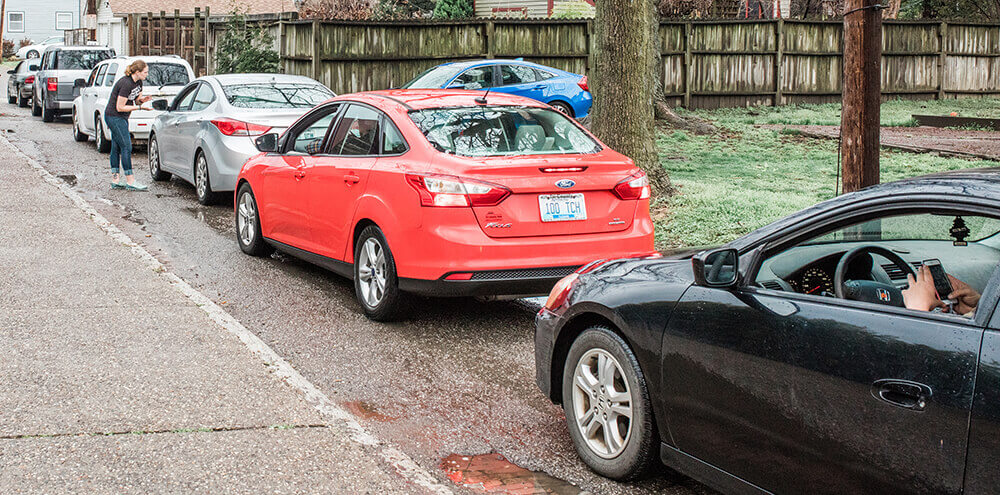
8, 87, 16, 105
72, 110, 88, 142
148, 134, 171, 181
18, 92, 28, 108
26, 50, 38, 59
562, 326, 658, 481
95, 116, 111, 153
235, 183, 273, 257
353, 225, 409, 322
550, 101, 574, 118
41, 96, 54, 122
31, 94, 41, 117
194, 151, 220, 205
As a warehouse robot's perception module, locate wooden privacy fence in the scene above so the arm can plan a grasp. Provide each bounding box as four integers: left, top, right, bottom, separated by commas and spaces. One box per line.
278, 19, 1000, 109
127, 8, 211, 76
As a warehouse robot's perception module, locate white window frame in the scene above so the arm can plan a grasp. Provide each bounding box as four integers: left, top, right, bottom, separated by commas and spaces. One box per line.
55, 12, 73, 31
7, 12, 24, 33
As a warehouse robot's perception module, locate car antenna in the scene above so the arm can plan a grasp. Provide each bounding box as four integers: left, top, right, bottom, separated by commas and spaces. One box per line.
475, 87, 490, 105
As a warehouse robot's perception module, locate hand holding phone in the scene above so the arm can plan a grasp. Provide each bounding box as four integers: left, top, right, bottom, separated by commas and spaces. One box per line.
922, 259, 953, 299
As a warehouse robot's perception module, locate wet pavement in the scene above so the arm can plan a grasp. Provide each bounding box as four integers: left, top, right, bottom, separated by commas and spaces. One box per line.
0, 89, 716, 494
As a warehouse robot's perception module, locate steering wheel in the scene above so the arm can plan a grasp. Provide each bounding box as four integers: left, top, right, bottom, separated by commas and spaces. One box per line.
833, 245, 916, 307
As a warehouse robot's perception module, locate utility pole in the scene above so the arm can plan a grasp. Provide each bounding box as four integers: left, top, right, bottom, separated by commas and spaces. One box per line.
0, 0, 6, 54
840, 0, 882, 193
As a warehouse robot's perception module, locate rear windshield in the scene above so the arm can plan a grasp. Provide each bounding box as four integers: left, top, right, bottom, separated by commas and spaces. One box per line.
408, 106, 600, 157
222, 83, 334, 109
54, 50, 113, 70
402, 65, 462, 89
146, 63, 190, 87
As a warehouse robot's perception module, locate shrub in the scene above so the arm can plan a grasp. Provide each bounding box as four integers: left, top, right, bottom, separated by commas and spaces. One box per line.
432, 0, 473, 19
2, 40, 14, 58
299, 0, 373, 19
18, 38, 32, 49
215, 7, 280, 74
551, 1, 595, 18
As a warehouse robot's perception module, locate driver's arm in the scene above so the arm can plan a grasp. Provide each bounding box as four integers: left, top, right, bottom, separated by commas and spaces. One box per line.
947, 274, 980, 316
902, 265, 946, 312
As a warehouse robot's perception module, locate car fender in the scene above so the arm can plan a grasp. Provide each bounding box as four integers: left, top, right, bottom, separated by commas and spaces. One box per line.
346, 194, 403, 264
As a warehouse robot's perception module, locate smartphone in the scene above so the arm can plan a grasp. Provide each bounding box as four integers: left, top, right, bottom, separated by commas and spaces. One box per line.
923, 259, 953, 298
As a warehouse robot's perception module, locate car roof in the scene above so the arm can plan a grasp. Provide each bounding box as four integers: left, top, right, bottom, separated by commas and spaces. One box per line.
106, 55, 190, 64
46, 45, 113, 52
435, 59, 567, 73
348, 89, 553, 111
204, 73, 323, 85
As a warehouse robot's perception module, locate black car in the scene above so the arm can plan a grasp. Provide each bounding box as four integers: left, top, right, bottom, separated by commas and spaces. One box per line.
535, 168, 1000, 494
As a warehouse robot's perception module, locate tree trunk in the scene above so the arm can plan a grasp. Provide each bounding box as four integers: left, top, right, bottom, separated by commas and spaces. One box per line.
840, 0, 881, 193
591, 0, 672, 196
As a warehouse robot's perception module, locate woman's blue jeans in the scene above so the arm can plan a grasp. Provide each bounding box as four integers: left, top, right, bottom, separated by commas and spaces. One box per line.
106, 115, 133, 176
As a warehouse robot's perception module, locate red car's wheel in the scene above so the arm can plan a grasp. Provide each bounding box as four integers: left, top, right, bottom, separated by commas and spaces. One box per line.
354, 225, 409, 321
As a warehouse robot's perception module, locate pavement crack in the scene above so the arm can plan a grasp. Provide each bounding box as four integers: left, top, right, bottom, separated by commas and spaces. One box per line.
0, 423, 329, 441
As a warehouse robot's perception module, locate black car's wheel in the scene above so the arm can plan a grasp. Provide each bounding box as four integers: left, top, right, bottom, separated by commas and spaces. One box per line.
26, 50, 38, 59
72, 110, 88, 142
550, 101, 574, 118
31, 94, 41, 116
235, 183, 273, 257
8, 86, 16, 104
41, 95, 54, 122
148, 134, 170, 181
194, 151, 220, 205
18, 92, 28, 108
95, 116, 111, 153
353, 225, 409, 322
562, 326, 657, 481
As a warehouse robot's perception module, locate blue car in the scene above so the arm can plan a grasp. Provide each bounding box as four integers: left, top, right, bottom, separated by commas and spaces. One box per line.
403, 59, 592, 119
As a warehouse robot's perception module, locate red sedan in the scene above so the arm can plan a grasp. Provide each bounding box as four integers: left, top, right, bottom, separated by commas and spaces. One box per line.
235, 89, 654, 320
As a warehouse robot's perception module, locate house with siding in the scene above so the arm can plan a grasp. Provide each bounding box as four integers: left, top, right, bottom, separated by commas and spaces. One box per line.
474, 0, 593, 18
2, 0, 81, 45
83, 0, 291, 56
474, 0, 790, 18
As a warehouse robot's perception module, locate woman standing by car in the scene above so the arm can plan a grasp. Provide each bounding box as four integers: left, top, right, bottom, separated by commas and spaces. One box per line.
106, 59, 152, 191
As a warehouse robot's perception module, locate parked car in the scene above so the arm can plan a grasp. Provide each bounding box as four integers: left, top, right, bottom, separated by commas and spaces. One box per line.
403, 59, 592, 119
7, 58, 39, 107
147, 74, 334, 205
535, 169, 1000, 493
33, 45, 114, 122
16, 36, 64, 60
72, 55, 195, 150
235, 89, 654, 321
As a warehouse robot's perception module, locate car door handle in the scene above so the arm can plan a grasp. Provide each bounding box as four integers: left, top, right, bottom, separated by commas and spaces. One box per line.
871, 379, 932, 411
531, 85, 545, 89
343, 174, 360, 185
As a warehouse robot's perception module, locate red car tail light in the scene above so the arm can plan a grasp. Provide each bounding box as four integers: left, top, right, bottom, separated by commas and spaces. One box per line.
24, 75, 34, 84
46, 77, 57, 92
544, 273, 579, 311
578, 76, 589, 92
539, 166, 587, 173
210, 118, 272, 137
613, 170, 651, 201
405, 173, 511, 208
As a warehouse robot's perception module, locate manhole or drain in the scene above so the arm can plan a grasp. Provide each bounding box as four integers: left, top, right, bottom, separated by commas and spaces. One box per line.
442, 453, 585, 494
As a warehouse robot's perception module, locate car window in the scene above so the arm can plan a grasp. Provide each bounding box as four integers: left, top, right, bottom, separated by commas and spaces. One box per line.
190, 83, 215, 111
328, 105, 381, 156
289, 104, 340, 155
409, 105, 600, 157
104, 63, 119, 87
93, 64, 107, 86
223, 83, 333, 109
173, 84, 199, 111
55, 50, 113, 70
500, 65, 537, 86
453, 66, 494, 90
402, 65, 462, 89
536, 69, 556, 80
146, 63, 190, 87
382, 118, 407, 155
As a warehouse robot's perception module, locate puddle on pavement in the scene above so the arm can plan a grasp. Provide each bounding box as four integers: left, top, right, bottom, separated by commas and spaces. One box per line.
184, 206, 233, 235
341, 400, 396, 422
56, 174, 77, 186
442, 453, 586, 495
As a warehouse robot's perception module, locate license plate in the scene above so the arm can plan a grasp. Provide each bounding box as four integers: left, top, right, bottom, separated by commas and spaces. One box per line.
539, 193, 587, 222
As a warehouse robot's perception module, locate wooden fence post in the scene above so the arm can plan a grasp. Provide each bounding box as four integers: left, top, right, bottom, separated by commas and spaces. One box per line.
938, 21, 947, 100
485, 20, 494, 59
683, 22, 692, 108
146, 12, 153, 55
279, 19, 287, 74
585, 20, 593, 75
312, 20, 321, 83
775, 19, 783, 107
204, 7, 210, 74
159, 11, 166, 55
173, 10, 181, 56
193, 7, 202, 75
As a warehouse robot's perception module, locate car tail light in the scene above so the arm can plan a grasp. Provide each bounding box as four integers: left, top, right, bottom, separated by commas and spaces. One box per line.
24, 76, 34, 84
210, 118, 272, 137
539, 166, 587, 173
544, 273, 579, 311
578, 76, 589, 92
613, 170, 651, 201
46, 77, 57, 92
405, 173, 511, 208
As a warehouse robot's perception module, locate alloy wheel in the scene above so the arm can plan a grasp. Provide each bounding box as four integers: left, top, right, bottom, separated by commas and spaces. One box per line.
571, 349, 633, 459
196, 155, 208, 200
237, 191, 256, 246
356, 238, 387, 308
149, 138, 160, 176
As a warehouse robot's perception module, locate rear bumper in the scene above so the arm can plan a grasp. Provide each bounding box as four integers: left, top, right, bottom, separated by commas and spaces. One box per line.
534, 308, 560, 402
128, 117, 155, 141
399, 265, 580, 297
205, 134, 258, 192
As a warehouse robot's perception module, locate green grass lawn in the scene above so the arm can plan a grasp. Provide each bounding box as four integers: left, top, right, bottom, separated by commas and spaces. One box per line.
674, 97, 1000, 127
654, 102, 999, 248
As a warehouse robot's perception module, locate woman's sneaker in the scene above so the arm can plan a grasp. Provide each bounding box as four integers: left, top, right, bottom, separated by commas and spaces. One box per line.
125, 183, 148, 191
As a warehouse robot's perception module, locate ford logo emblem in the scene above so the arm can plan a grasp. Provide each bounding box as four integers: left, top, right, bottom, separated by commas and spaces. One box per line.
555, 179, 576, 189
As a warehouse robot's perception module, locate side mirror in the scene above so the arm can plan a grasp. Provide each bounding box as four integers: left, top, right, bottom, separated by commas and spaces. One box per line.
28, 65, 38, 71
151, 99, 168, 111
255, 133, 279, 153
6, 69, 13, 74
73, 78, 86, 88
692, 248, 739, 288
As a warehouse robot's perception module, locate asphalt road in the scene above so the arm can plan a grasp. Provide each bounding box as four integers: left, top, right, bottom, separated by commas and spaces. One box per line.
0, 91, 714, 495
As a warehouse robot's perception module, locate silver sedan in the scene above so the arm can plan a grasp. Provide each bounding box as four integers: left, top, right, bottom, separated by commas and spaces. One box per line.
148, 74, 335, 205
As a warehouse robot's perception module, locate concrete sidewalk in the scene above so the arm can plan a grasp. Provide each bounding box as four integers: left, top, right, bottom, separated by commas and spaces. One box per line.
0, 138, 426, 493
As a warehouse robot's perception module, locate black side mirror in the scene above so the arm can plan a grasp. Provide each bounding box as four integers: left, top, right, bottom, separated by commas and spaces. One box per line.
6, 69, 13, 74
28, 65, 38, 71
151, 99, 168, 111
693, 248, 739, 288
255, 133, 279, 153
73, 78, 86, 88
